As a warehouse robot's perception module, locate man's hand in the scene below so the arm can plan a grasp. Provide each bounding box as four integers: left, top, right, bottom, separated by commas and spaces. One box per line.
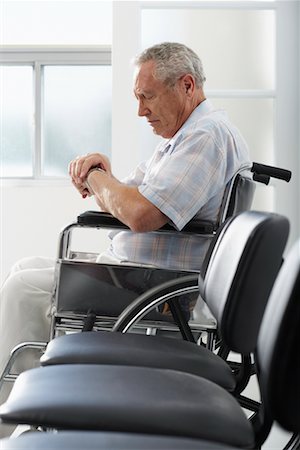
68, 153, 112, 198
68, 152, 168, 232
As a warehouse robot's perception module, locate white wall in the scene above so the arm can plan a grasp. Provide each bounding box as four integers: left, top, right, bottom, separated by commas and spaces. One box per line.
111, 1, 141, 178
275, 0, 300, 250
0, 184, 109, 284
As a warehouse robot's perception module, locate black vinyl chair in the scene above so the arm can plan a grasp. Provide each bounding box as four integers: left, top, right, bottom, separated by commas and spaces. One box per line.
0, 428, 299, 450
0, 431, 241, 450
38, 210, 290, 406
0, 213, 297, 450
0, 236, 300, 450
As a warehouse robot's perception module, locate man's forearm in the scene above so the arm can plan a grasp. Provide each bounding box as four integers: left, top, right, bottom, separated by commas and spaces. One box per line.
87, 170, 168, 232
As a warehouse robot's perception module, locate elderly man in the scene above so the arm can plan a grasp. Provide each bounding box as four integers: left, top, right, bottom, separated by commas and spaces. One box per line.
0, 43, 250, 430
69, 42, 250, 270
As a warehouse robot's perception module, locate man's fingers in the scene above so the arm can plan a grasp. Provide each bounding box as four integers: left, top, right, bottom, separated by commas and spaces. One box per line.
75, 157, 85, 180
79, 154, 103, 178
71, 179, 92, 197
69, 156, 82, 180
69, 153, 111, 180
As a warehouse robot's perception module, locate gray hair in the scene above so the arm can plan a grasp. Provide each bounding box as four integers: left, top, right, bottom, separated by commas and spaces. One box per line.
135, 42, 206, 88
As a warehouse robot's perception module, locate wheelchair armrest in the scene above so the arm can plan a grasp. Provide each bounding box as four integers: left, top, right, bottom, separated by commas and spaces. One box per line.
77, 211, 129, 229
112, 274, 200, 333
77, 211, 215, 234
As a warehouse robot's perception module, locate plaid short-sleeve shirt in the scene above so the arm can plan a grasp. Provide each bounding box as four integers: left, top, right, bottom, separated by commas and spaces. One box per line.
105, 100, 251, 271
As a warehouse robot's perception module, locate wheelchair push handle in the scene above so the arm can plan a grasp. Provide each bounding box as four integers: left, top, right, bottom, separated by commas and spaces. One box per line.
251, 162, 292, 184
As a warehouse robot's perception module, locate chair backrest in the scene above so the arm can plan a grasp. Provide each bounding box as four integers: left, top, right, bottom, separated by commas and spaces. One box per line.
217, 170, 256, 227
202, 210, 290, 354
257, 239, 300, 433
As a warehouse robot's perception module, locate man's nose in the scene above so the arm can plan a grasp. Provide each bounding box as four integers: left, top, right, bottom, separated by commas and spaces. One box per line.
138, 100, 150, 117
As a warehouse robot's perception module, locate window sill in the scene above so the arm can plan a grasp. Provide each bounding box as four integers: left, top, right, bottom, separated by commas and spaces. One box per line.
0, 178, 72, 188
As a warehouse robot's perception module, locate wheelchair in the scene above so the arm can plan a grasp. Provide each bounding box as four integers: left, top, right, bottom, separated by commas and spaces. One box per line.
51, 162, 291, 338
0, 162, 291, 393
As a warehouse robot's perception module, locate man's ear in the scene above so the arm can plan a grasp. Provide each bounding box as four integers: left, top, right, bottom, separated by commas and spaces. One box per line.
182, 74, 195, 96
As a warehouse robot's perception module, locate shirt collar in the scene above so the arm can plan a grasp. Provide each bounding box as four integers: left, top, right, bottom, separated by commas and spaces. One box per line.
159, 99, 214, 155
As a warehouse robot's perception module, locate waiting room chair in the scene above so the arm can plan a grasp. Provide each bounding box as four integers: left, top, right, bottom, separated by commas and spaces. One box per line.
0, 233, 298, 450
0, 431, 240, 450
38, 210, 289, 408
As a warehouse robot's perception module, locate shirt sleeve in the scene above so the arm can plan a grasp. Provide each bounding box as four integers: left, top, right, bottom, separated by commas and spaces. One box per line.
138, 130, 227, 230
121, 160, 148, 186
122, 139, 167, 186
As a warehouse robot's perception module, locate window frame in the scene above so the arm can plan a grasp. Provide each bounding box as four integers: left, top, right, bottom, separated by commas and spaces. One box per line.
0, 46, 111, 183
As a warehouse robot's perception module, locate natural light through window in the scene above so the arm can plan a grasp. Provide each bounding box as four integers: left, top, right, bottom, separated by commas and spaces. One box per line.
0, 1, 112, 178
0, 66, 33, 177
43, 65, 112, 177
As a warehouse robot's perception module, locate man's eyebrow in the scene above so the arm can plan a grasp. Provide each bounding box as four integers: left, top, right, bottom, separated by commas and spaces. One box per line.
134, 87, 153, 96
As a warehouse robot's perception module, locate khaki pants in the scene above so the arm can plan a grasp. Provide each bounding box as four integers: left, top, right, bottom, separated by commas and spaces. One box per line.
0, 256, 55, 436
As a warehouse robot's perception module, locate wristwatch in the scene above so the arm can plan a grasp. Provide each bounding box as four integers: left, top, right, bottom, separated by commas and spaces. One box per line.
86, 167, 105, 193
87, 167, 105, 177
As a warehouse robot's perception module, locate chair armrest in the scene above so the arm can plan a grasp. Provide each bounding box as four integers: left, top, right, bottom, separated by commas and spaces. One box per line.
112, 274, 200, 333
77, 211, 215, 234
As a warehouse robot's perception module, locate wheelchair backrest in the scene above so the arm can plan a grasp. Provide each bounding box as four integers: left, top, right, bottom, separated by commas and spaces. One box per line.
217, 169, 256, 228
203, 210, 290, 354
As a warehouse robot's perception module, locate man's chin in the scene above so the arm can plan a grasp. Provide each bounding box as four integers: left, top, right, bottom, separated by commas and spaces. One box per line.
151, 125, 168, 138
152, 128, 160, 136
148, 122, 170, 138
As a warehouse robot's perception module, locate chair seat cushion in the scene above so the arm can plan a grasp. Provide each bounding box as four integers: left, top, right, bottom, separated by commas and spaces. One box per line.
0, 431, 241, 449
0, 365, 254, 448
40, 331, 236, 391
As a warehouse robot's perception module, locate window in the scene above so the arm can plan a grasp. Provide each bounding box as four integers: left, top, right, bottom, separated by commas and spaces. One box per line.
43, 65, 111, 177
0, 66, 33, 177
0, 1, 112, 179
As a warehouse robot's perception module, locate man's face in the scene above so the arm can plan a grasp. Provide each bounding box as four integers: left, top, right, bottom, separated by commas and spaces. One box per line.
134, 61, 188, 139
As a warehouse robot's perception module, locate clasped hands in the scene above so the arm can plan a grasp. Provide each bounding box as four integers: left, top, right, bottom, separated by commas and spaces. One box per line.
69, 153, 111, 199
